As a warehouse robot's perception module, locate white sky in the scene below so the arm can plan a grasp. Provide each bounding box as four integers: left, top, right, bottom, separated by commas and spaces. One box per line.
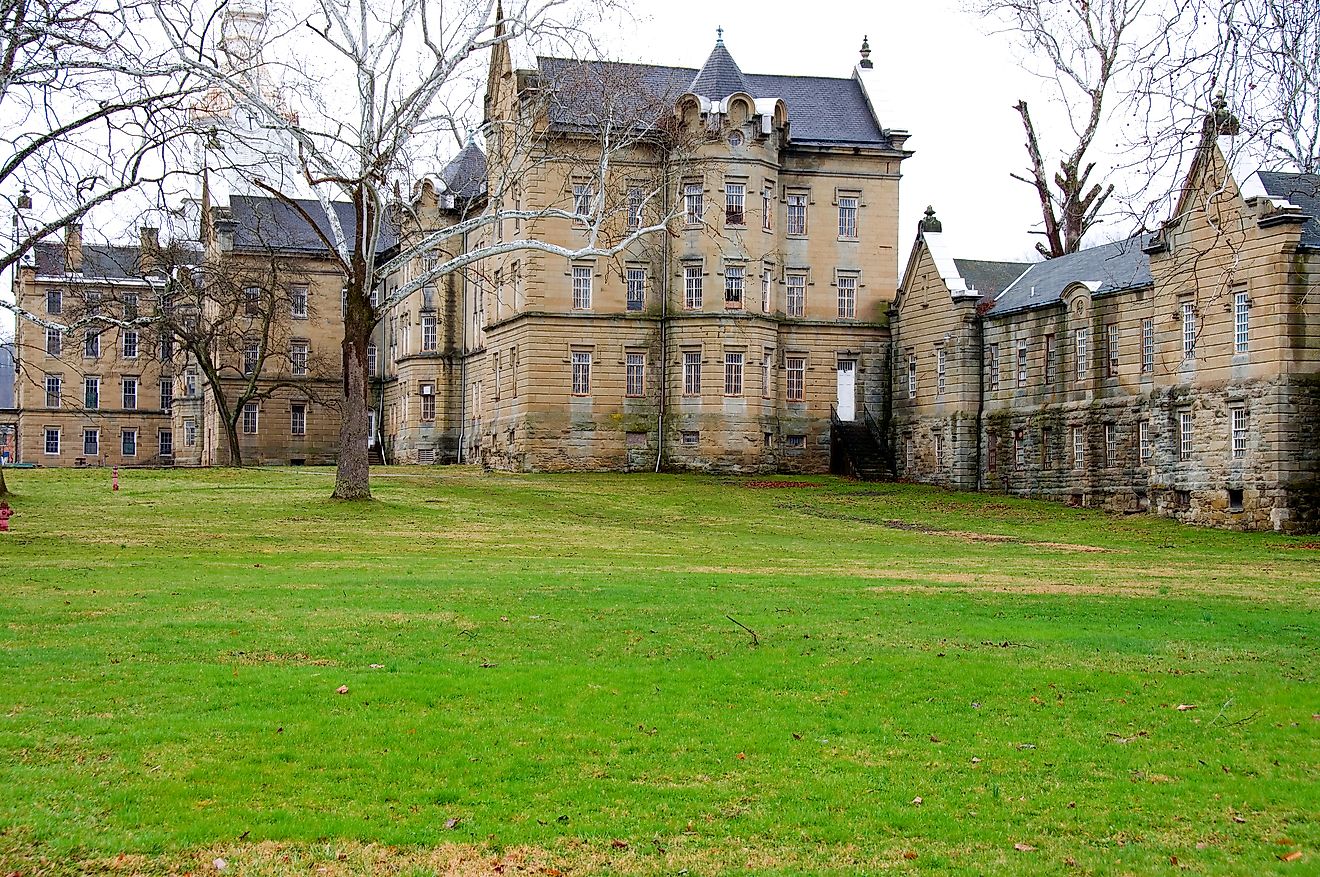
1, 0, 1099, 339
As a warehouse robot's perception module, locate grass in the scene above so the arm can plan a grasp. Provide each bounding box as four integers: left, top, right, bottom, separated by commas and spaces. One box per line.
0, 465, 1317, 876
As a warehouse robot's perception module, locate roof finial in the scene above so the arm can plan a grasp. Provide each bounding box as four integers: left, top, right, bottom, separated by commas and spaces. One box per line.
715, 26, 724, 46
1205, 90, 1239, 137
16, 184, 32, 211
859, 35, 873, 69
919, 205, 942, 233
466, 128, 476, 147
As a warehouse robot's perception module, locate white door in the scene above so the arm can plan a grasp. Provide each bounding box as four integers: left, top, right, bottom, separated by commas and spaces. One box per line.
836, 360, 856, 421
367, 410, 377, 448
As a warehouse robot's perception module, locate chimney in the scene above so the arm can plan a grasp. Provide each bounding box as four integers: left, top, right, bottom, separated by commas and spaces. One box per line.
859, 35, 873, 69
918, 205, 942, 234
214, 215, 236, 253
139, 226, 160, 274
64, 223, 83, 274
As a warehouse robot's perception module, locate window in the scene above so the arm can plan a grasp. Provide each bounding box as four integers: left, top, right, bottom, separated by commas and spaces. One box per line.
290, 285, 308, 318
1179, 411, 1193, 460
1042, 427, 1054, 469
122, 329, 139, 359
159, 332, 174, 361
1139, 420, 1151, 463
936, 347, 946, 397
987, 434, 998, 473
683, 183, 703, 224
1234, 289, 1250, 353
627, 186, 643, 230
761, 267, 772, 313
571, 350, 591, 395
44, 428, 60, 455
906, 351, 917, 398
184, 417, 197, 447
837, 274, 857, 319
244, 286, 261, 315
47, 288, 62, 314
762, 186, 773, 231
84, 330, 100, 358
122, 377, 137, 410
84, 377, 99, 410
121, 428, 137, 457
1106, 324, 1119, 377
1231, 408, 1247, 459
838, 195, 858, 239
421, 314, 437, 351
242, 402, 259, 434
1074, 328, 1088, 379
1141, 318, 1154, 373
159, 379, 173, 412
1228, 488, 1244, 512
1044, 334, 1056, 384
45, 374, 61, 408
415, 381, 433, 422
785, 434, 806, 450
786, 273, 805, 317
684, 264, 703, 310
1182, 302, 1196, 356
123, 293, 138, 320
493, 352, 501, 401
45, 327, 62, 356
83, 429, 99, 457
1105, 424, 1117, 466
681, 430, 700, 447
725, 266, 744, 308
683, 350, 701, 396
626, 268, 646, 312
725, 182, 745, 226
988, 344, 1000, 391
1071, 426, 1084, 468
626, 352, 645, 398
291, 342, 309, 376
243, 340, 259, 375
572, 183, 594, 222
761, 350, 773, 398
787, 192, 807, 235
785, 355, 805, 402
1014, 430, 1025, 470
1016, 344, 1028, 388
724, 352, 744, 396
159, 429, 173, 457
367, 343, 378, 377
184, 370, 197, 396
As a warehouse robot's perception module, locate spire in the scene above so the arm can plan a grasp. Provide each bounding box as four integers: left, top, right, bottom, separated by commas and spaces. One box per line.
690, 31, 749, 100
919, 206, 942, 234
859, 35, 873, 69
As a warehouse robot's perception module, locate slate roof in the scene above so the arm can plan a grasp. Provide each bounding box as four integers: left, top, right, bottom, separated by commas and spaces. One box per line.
689, 40, 749, 100
535, 49, 890, 148
33, 243, 149, 280
953, 258, 1031, 303
988, 235, 1154, 317
439, 142, 488, 201
228, 195, 397, 255
1255, 171, 1320, 249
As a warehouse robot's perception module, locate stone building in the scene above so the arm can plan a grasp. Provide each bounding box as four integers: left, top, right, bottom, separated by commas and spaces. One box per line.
892, 130, 1320, 533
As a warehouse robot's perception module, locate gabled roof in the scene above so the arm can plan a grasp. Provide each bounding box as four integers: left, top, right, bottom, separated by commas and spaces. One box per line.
33, 243, 151, 281
439, 141, 488, 201
953, 258, 1032, 303
228, 195, 397, 255
989, 235, 1154, 317
534, 54, 892, 148
1253, 171, 1320, 249
689, 39, 749, 100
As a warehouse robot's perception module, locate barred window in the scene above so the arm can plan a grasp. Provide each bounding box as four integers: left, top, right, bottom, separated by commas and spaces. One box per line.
1017, 344, 1028, 387
725, 266, 744, 308
724, 352, 744, 397
243, 340, 259, 375
936, 347, 946, 397
1043, 334, 1056, 383
1074, 328, 1088, 379
290, 285, 308, 318
785, 356, 805, 402
988, 344, 1000, 391
627, 187, 644, 230
837, 274, 856, 319
1014, 430, 1025, 470
242, 402, 259, 434
422, 314, 437, 351
571, 350, 591, 395
291, 342, 309, 376
1105, 424, 1117, 466
684, 183, 703, 224
1231, 408, 1247, 459
626, 268, 646, 312
684, 264, 703, 310
838, 195, 858, 239
1234, 290, 1249, 353
906, 351, 917, 398
1139, 420, 1151, 463
1182, 303, 1196, 356
572, 183, 594, 222
1179, 411, 1193, 460
1072, 425, 1084, 468
1141, 318, 1154, 372
683, 351, 702, 396
626, 352, 645, 397
786, 193, 807, 235
725, 183, 745, 226
572, 266, 592, 310
1106, 324, 1119, 376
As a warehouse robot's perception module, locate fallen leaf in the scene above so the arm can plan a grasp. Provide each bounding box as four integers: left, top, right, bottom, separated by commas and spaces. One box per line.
1280, 851, 1303, 862
542, 869, 563, 876
611, 839, 629, 850
1170, 855, 1179, 865
1068, 801, 1076, 809
902, 850, 918, 860
500, 616, 509, 622
1277, 838, 1297, 846
1233, 815, 1247, 824
1064, 856, 1078, 867
1176, 704, 1197, 711
792, 733, 802, 740
971, 757, 982, 764
369, 664, 384, 669
444, 817, 460, 830
1014, 843, 1036, 852
929, 735, 941, 743
213, 859, 227, 872
911, 796, 923, 806
335, 685, 349, 695
736, 752, 746, 760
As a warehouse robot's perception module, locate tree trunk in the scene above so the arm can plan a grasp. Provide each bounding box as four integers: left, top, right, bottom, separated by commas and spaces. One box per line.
333, 318, 372, 500
222, 416, 245, 467
0, 464, 9, 498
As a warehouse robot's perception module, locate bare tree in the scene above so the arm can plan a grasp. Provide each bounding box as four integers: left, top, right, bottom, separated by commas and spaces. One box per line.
149, 0, 693, 499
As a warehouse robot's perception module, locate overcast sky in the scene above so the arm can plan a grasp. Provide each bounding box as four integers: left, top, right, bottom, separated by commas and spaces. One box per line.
2, 0, 1081, 339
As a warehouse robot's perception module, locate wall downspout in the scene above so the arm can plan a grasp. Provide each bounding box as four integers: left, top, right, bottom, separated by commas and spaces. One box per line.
458, 226, 469, 464
654, 147, 671, 474
973, 311, 985, 492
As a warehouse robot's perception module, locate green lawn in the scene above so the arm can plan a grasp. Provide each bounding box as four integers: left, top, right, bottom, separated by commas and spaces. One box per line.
0, 467, 1317, 876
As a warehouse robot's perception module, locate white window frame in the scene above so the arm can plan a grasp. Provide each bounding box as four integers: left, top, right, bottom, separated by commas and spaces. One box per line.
837, 274, 857, 319
725, 265, 744, 309
936, 347, 946, 397
159, 378, 173, 412
1231, 407, 1247, 459
122, 329, 138, 360
761, 267, 772, 314
786, 192, 807, 236
761, 350, 773, 399
570, 350, 591, 396
838, 195, 858, 239
83, 428, 99, 457
44, 428, 60, 455
906, 351, 917, 398
121, 428, 138, 457
683, 350, 701, 396
45, 326, 62, 356
683, 183, 703, 225
419, 384, 435, 422
1072, 425, 1084, 469
1179, 411, 1193, 460
1074, 328, 1088, 379
1141, 318, 1154, 373
571, 266, 592, 310
158, 428, 173, 457
84, 377, 99, 410
421, 314, 437, 352
625, 352, 645, 398
785, 355, 805, 402
291, 342, 309, 376
242, 402, 259, 435
785, 273, 805, 317
243, 341, 259, 375
626, 267, 646, 312
290, 285, 309, 319
724, 351, 744, 397
184, 417, 197, 447
1139, 420, 1151, 463
572, 183, 594, 223
1014, 430, 1025, 471
122, 377, 137, 410
1017, 344, 1028, 388
725, 182, 745, 226
683, 264, 703, 310
1106, 324, 1119, 376
1105, 423, 1117, 466
1234, 290, 1249, 354
627, 186, 643, 230
1182, 302, 1196, 356
45, 374, 61, 408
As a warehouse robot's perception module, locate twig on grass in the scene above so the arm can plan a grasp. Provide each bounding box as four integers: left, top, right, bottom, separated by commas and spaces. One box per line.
726, 615, 759, 647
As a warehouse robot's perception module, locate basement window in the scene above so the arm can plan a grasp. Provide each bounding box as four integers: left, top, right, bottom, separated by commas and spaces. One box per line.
785, 434, 806, 450
1174, 490, 1191, 510
1228, 488, 1244, 512
680, 430, 699, 447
